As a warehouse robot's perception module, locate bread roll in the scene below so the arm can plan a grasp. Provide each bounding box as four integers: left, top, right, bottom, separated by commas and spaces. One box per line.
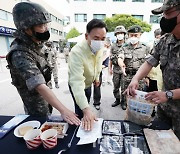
19, 126, 33, 136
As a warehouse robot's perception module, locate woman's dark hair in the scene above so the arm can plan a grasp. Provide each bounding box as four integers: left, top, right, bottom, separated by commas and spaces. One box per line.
86, 19, 108, 33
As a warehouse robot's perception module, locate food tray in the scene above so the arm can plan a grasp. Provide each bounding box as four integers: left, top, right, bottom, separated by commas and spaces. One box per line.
40, 122, 68, 138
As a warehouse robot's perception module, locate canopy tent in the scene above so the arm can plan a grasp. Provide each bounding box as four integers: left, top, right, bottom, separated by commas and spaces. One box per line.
67, 34, 85, 43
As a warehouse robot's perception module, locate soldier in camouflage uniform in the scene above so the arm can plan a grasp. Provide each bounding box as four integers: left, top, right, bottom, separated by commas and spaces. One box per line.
110, 25, 127, 107
126, 0, 180, 139
6, 2, 80, 125
44, 41, 59, 89
119, 25, 150, 110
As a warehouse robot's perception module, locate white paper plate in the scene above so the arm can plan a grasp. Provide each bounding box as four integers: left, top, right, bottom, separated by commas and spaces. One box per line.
14, 120, 41, 138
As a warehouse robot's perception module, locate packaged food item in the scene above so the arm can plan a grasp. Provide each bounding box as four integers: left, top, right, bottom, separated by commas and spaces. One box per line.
123, 121, 143, 135
125, 90, 156, 125
100, 135, 123, 153
102, 121, 122, 135
18, 126, 33, 136
124, 135, 150, 154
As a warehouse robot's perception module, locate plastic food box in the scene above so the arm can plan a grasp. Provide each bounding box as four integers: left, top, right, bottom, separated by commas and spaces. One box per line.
40, 122, 68, 138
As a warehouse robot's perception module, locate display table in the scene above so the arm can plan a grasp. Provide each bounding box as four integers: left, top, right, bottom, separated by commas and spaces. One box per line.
0, 115, 171, 154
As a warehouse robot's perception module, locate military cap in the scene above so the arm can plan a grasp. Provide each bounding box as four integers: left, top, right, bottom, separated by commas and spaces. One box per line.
127, 25, 142, 33
114, 25, 127, 36
154, 28, 161, 37
152, 0, 180, 15
13, 2, 51, 30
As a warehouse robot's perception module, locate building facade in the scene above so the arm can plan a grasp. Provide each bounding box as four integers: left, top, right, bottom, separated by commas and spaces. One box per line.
68, 0, 163, 33
0, 0, 65, 56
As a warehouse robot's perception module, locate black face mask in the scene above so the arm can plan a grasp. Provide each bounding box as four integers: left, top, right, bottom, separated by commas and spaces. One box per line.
160, 16, 177, 33
34, 30, 50, 41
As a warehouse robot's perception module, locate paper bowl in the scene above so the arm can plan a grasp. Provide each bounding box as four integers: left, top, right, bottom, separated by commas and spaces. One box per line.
40, 129, 57, 149
23, 129, 42, 150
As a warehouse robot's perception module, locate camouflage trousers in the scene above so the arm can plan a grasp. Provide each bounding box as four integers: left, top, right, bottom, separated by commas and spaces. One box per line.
121, 74, 145, 97
52, 62, 58, 83
156, 105, 180, 139
112, 72, 123, 99
17, 88, 52, 117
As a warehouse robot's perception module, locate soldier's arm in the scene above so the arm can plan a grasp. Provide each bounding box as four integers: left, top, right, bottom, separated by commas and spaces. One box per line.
117, 47, 126, 75
36, 84, 81, 125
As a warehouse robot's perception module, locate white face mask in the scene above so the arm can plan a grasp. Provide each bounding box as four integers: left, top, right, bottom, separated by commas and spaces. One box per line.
129, 37, 139, 45
90, 40, 105, 54
116, 34, 124, 40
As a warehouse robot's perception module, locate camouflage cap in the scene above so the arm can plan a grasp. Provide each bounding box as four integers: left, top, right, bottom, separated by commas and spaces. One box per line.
114, 25, 127, 36
152, 0, 180, 15
13, 2, 51, 30
127, 25, 142, 33
154, 28, 161, 37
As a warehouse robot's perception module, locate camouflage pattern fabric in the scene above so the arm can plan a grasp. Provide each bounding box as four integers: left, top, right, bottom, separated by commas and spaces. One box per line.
147, 33, 180, 139
6, 30, 52, 116
120, 42, 150, 93
152, 0, 180, 15
110, 42, 123, 99
44, 47, 59, 83
13, 2, 51, 30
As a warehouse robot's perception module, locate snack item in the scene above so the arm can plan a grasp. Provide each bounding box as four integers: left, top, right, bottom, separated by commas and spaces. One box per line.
23, 129, 42, 150
40, 129, 57, 149
19, 126, 33, 136
40, 122, 68, 138
125, 90, 156, 125
41, 124, 64, 135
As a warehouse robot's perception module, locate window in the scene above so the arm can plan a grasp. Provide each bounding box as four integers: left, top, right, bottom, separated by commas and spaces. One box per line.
51, 28, 59, 35
132, 0, 144, 1
150, 15, 161, 23
132, 15, 143, 21
51, 14, 58, 22
93, 14, 106, 20
113, 0, 125, 1
151, 0, 163, 2
0, 9, 13, 21
0, 10, 7, 20
75, 14, 87, 22
59, 31, 63, 36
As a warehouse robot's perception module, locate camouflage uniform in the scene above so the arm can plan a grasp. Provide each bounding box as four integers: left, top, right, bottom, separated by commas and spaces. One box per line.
111, 42, 123, 100
110, 25, 127, 107
120, 25, 150, 110
44, 42, 59, 89
121, 42, 150, 93
147, 33, 180, 139
150, 0, 180, 139
64, 47, 69, 63
6, 2, 52, 116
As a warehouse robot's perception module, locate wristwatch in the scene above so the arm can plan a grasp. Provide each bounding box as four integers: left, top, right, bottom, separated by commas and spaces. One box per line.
165, 90, 173, 100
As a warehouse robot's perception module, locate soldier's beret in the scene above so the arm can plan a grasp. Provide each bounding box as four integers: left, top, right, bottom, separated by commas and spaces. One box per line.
128, 25, 142, 33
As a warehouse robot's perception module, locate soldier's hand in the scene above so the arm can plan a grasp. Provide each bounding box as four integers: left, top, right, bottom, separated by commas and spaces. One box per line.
123, 79, 139, 97
61, 109, 81, 126
121, 66, 127, 76
145, 91, 167, 104
82, 107, 97, 131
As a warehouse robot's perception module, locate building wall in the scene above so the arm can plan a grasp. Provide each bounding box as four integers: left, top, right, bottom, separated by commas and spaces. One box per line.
0, 0, 65, 55
68, 0, 163, 33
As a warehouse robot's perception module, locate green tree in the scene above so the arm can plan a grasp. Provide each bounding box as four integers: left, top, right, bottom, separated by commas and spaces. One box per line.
104, 14, 151, 32
65, 27, 80, 40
